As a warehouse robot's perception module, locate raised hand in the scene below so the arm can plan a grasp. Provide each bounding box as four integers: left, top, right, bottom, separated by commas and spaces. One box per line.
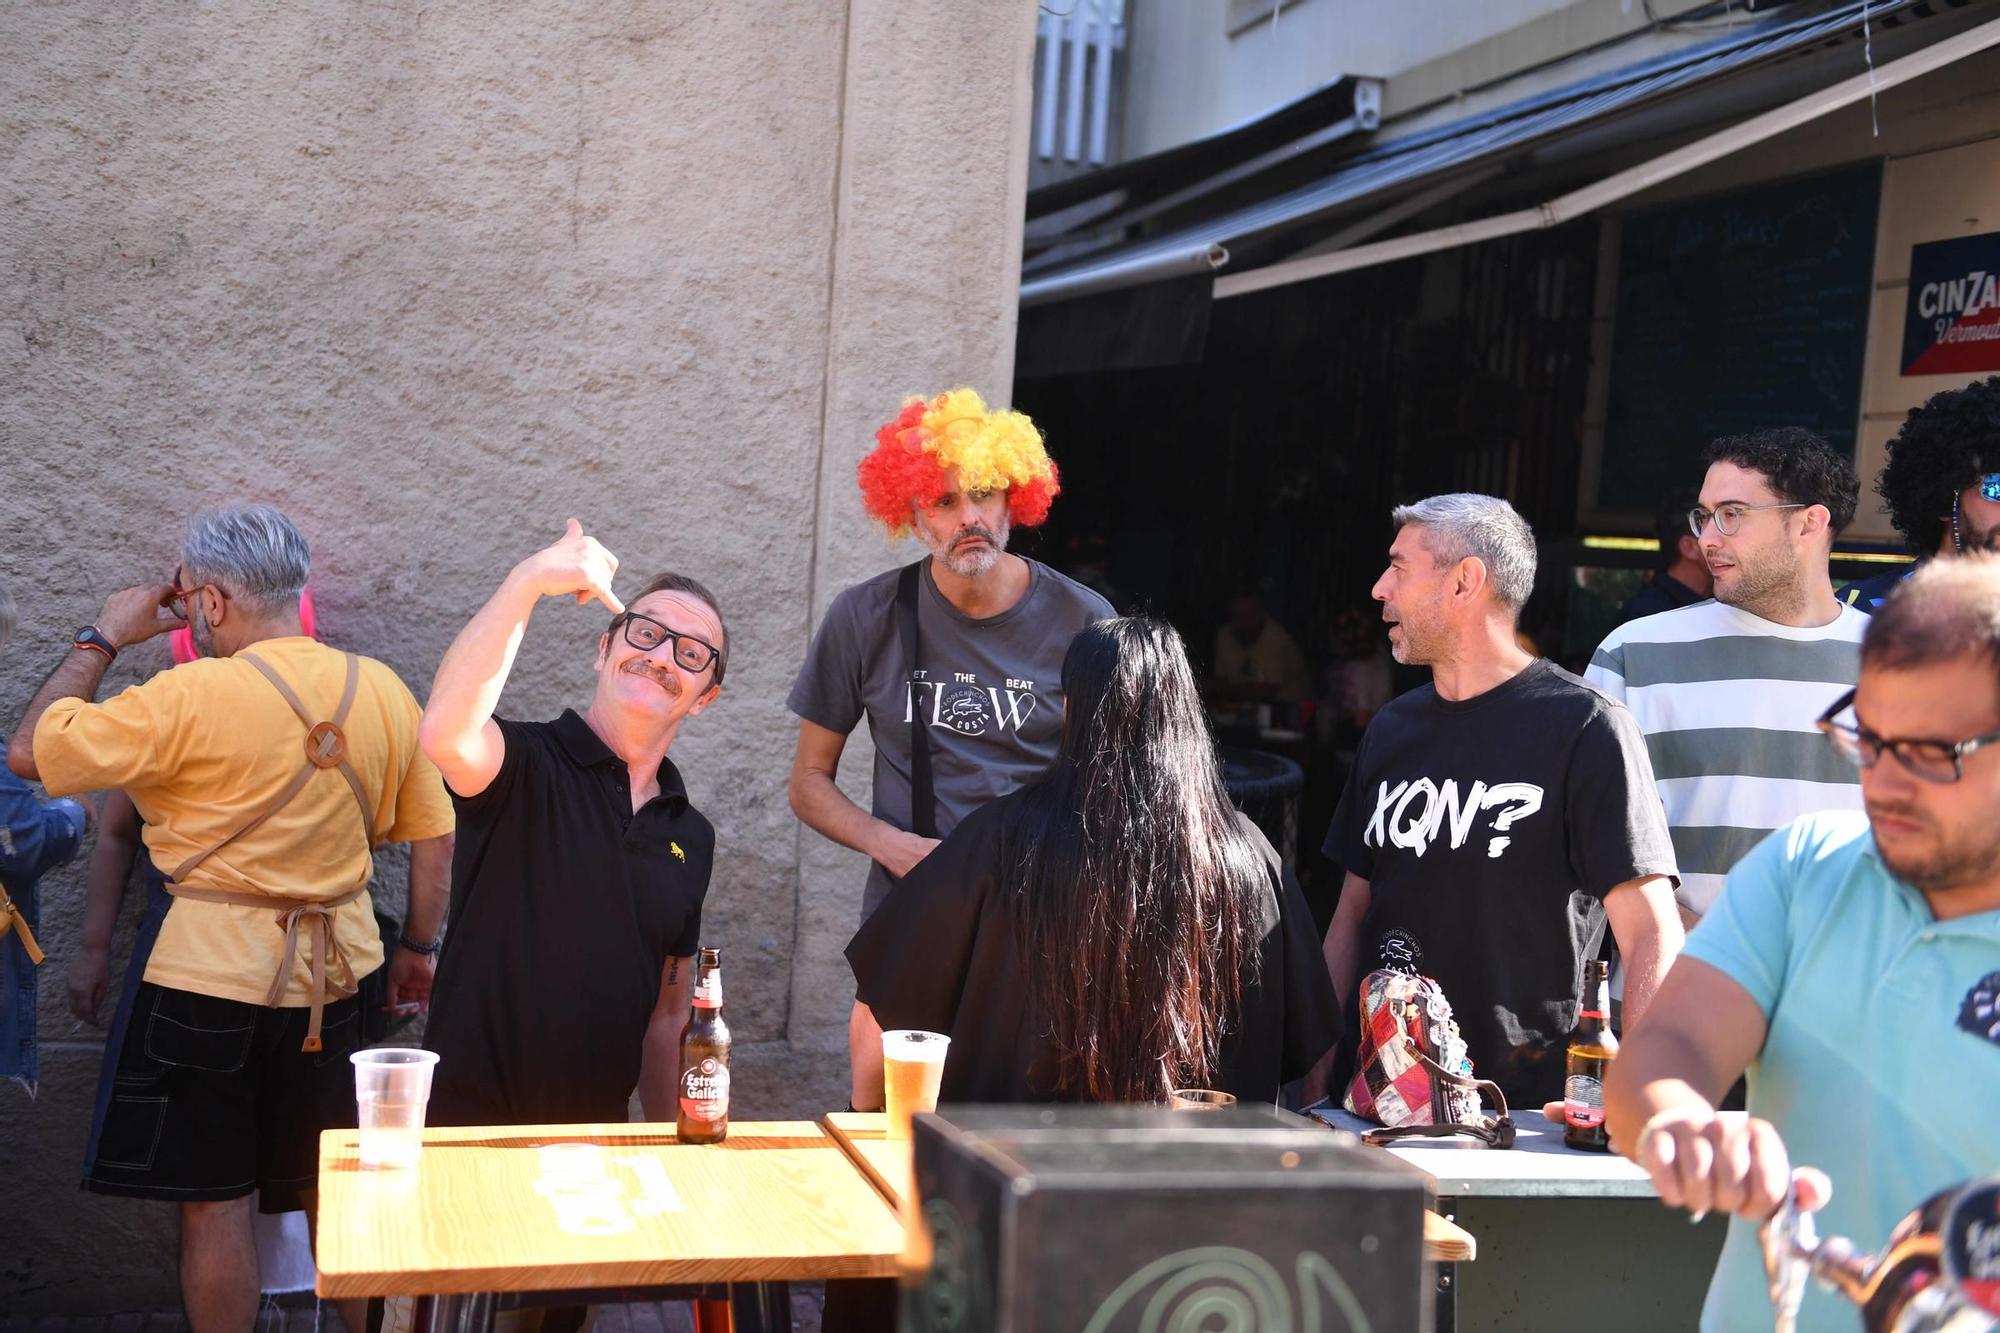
97, 584, 183, 649
512, 518, 625, 614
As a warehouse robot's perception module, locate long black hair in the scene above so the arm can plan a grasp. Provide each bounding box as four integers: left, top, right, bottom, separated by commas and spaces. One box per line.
999, 617, 1267, 1102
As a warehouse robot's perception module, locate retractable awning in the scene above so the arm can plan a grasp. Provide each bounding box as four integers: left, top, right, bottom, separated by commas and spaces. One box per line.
1020, 0, 1991, 308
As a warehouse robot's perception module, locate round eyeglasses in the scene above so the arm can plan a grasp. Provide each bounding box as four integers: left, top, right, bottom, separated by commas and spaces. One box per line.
1688, 502, 1808, 538
1816, 687, 2000, 784
612, 611, 721, 674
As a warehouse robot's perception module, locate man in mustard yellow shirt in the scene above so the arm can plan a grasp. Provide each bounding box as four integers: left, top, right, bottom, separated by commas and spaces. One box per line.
7, 505, 453, 1333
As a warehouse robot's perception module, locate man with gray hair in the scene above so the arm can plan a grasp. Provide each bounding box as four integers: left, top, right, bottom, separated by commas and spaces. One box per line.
6, 504, 453, 1333
0, 578, 93, 1094
1315, 493, 1684, 1110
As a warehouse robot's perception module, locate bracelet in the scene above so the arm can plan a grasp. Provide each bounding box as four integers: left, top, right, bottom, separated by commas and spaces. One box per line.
396, 932, 442, 957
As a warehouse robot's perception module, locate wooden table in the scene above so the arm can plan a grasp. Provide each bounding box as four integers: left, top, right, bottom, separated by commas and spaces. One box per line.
823, 1110, 1477, 1263
316, 1120, 905, 1332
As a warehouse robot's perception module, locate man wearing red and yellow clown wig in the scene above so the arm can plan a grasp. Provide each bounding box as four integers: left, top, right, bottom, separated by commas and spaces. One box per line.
786, 388, 1114, 1106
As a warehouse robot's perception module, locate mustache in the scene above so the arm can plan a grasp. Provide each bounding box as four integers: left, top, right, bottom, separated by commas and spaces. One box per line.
953, 526, 998, 547
623, 659, 683, 696
1867, 801, 1930, 828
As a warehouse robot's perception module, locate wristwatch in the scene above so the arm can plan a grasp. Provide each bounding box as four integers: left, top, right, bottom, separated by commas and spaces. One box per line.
71, 626, 118, 662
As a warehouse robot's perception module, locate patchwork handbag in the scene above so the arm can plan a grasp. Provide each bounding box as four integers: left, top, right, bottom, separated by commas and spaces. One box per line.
1342, 931, 1514, 1148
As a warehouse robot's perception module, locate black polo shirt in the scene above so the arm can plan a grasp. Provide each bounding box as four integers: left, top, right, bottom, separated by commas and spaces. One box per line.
425, 710, 713, 1126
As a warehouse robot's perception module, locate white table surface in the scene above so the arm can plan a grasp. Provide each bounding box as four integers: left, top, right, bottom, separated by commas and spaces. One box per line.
1311, 1107, 1659, 1199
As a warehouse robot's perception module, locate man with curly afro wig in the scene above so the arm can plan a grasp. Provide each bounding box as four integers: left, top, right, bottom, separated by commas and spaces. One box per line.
1845, 376, 2000, 613
786, 388, 1112, 1111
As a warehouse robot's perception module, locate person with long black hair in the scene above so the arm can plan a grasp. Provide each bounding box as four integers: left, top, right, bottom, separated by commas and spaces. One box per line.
846, 617, 1338, 1105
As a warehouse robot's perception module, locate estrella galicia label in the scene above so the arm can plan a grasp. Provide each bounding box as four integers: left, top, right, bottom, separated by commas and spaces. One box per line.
1943, 1176, 2000, 1315
679, 1056, 729, 1122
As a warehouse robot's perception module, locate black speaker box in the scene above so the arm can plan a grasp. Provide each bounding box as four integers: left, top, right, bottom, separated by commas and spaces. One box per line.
903, 1104, 1432, 1333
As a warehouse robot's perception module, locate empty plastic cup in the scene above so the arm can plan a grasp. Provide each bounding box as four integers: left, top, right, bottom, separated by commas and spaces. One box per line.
1169, 1088, 1236, 1111
351, 1047, 439, 1169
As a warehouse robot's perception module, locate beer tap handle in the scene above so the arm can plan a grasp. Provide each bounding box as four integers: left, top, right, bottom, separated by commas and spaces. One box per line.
1763, 1173, 1820, 1333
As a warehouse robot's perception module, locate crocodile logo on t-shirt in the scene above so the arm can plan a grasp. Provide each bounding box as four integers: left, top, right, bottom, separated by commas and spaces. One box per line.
1363, 778, 1546, 859
939, 686, 992, 735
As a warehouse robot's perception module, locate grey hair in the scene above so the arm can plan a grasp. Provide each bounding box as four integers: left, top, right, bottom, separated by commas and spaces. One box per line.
0, 579, 15, 653
181, 505, 311, 615
1391, 493, 1538, 612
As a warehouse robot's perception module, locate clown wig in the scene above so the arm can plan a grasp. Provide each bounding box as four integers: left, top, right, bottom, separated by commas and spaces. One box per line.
857, 388, 1060, 538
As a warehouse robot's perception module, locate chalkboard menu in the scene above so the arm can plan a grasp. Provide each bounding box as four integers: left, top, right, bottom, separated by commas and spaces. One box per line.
1598, 161, 1881, 511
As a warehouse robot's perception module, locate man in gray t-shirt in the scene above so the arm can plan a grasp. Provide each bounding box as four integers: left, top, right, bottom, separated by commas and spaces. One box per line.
787, 388, 1111, 1108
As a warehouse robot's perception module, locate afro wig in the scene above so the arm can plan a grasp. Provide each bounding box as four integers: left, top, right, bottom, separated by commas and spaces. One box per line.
857, 388, 1059, 538
1877, 376, 2000, 553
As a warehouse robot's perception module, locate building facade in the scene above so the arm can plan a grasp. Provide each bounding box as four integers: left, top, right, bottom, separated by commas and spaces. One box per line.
0, 0, 1039, 1311
1018, 0, 2000, 662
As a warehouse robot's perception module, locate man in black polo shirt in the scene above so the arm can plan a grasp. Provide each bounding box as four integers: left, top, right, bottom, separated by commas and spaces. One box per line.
418, 519, 723, 1126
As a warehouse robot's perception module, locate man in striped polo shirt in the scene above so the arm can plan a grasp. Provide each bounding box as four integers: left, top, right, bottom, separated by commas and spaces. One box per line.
1588, 428, 1866, 921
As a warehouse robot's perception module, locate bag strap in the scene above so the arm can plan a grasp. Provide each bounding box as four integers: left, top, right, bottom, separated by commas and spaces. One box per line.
0, 889, 44, 966
1363, 1119, 1517, 1149
895, 561, 938, 840
1360, 1035, 1518, 1149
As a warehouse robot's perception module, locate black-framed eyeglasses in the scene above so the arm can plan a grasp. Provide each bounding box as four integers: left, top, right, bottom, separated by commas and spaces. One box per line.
612, 611, 721, 674
1815, 687, 2000, 783
1687, 502, 1808, 538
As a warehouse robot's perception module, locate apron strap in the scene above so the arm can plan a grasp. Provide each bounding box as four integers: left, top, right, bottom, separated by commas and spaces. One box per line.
240, 651, 376, 841
163, 649, 382, 1053
169, 763, 318, 884
164, 880, 367, 1053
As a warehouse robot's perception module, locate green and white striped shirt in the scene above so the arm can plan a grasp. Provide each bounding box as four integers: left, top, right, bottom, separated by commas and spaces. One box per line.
1585, 599, 1865, 914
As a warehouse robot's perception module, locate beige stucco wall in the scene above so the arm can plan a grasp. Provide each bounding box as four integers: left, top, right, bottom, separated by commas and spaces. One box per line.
0, 0, 1036, 1312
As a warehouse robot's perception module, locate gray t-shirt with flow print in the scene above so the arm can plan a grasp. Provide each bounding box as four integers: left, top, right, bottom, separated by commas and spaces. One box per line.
787, 557, 1113, 919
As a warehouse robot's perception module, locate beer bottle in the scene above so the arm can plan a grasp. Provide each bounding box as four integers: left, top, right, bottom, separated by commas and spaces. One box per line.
1563, 959, 1618, 1151
676, 947, 731, 1144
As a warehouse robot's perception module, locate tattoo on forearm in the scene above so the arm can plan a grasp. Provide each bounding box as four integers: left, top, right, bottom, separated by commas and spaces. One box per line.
666, 957, 682, 987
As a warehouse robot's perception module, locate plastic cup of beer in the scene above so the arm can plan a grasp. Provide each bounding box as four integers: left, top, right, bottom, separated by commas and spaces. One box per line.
881, 1030, 950, 1140
350, 1047, 439, 1169
1169, 1088, 1236, 1111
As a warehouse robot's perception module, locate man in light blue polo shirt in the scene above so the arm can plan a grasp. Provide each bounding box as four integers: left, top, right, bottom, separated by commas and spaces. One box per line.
1605, 555, 2000, 1332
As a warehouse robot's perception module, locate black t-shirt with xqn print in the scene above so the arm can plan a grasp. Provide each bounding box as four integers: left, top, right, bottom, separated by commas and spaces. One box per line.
1323, 658, 1677, 1107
